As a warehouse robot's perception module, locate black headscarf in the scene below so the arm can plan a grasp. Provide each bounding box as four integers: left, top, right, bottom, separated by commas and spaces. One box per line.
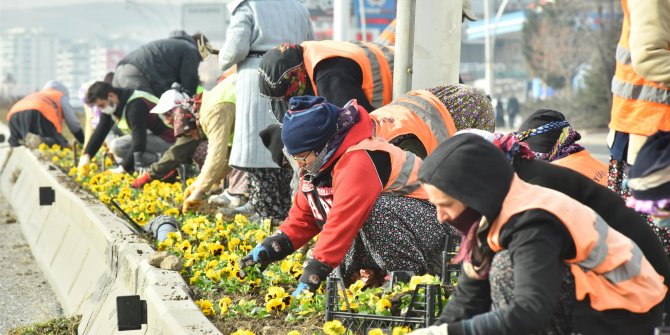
419, 134, 514, 223
259, 44, 314, 123
516, 109, 567, 153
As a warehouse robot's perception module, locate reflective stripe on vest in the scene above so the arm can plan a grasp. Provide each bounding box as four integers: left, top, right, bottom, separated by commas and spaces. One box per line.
371, 90, 457, 155
609, 0, 670, 135
302, 40, 394, 109
343, 137, 426, 199
7, 89, 65, 133
488, 175, 666, 313
117, 90, 160, 135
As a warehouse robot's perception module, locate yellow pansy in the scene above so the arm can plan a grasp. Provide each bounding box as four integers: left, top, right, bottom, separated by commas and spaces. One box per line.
265, 297, 287, 313
323, 320, 346, 335
375, 298, 392, 313
368, 329, 387, 335
194, 299, 216, 316
392, 326, 412, 335
230, 330, 255, 335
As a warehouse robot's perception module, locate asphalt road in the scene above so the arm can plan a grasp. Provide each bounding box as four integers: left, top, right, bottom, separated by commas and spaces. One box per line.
0, 194, 63, 333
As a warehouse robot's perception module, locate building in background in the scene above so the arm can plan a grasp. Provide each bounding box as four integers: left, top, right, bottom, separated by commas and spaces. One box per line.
0, 28, 59, 97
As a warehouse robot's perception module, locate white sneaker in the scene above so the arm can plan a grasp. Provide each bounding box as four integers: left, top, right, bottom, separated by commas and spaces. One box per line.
218, 201, 255, 217
208, 190, 242, 208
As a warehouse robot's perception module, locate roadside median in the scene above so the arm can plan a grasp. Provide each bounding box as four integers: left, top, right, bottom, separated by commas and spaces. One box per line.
0, 130, 221, 334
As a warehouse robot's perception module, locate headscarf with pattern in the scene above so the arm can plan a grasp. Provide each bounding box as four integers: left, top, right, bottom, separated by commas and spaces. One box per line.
428, 84, 495, 132
259, 44, 311, 123
173, 93, 202, 137
516, 109, 584, 162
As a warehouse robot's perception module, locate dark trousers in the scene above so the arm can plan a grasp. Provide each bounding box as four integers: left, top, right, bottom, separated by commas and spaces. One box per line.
8, 109, 67, 147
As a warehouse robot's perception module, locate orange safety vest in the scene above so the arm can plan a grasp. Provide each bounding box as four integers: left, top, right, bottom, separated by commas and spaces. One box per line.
488, 176, 666, 313
371, 90, 457, 156
343, 137, 426, 200
7, 89, 65, 133
610, 0, 670, 136
553, 150, 608, 187
302, 40, 394, 109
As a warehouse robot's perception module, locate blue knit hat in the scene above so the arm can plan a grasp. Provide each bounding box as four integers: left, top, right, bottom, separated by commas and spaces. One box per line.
282, 96, 340, 155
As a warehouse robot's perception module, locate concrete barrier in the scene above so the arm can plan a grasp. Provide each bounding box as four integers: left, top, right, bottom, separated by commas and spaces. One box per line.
0, 129, 221, 334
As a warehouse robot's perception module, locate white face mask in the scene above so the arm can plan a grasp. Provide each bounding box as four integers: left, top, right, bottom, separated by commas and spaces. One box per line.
101, 101, 116, 115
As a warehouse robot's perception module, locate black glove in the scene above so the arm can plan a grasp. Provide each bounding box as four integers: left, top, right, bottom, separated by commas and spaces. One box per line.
240, 231, 294, 271
297, 258, 333, 292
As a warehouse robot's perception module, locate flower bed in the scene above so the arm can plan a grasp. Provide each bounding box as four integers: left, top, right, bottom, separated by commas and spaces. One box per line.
39, 143, 449, 335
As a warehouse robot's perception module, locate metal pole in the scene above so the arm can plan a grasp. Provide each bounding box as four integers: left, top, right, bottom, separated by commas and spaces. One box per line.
333, 0, 351, 41
484, 0, 493, 95
411, 0, 462, 89
490, 0, 510, 96
357, 0, 368, 41
392, 0, 416, 98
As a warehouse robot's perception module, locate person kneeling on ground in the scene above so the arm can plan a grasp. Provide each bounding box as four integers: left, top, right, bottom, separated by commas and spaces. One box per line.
412, 134, 665, 335
241, 96, 456, 296
7, 80, 85, 147
78, 81, 175, 173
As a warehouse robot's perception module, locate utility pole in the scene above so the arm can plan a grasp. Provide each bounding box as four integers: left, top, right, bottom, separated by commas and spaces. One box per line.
393, 0, 462, 98
392, 0, 416, 98
333, 0, 351, 41
484, 0, 493, 96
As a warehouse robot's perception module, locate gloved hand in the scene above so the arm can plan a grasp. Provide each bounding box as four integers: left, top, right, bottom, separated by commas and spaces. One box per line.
110, 165, 127, 174
409, 324, 448, 335
182, 187, 205, 213
131, 172, 152, 188
240, 245, 271, 271
78, 154, 91, 169
292, 282, 310, 298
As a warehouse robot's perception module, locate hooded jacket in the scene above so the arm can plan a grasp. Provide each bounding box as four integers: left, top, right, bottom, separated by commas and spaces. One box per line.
419, 134, 664, 335
117, 30, 201, 95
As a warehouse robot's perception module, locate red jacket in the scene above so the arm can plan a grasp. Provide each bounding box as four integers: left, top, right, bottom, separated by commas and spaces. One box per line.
278, 107, 387, 268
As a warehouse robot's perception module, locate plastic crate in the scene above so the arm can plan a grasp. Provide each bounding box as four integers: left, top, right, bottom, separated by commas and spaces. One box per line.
441, 233, 462, 285
325, 277, 448, 334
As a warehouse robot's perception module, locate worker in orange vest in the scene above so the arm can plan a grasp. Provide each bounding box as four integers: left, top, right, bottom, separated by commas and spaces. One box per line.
415, 134, 665, 335
516, 109, 608, 186
241, 96, 455, 296
608, 0, 670, 197
7, 80, 84, 147
259, 40, 394, 122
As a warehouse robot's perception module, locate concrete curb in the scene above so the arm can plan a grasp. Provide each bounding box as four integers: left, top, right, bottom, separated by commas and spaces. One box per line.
0, 132, 221, 334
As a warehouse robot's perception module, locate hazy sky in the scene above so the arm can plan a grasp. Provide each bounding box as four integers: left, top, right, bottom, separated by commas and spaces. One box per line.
0, 0, 222, 10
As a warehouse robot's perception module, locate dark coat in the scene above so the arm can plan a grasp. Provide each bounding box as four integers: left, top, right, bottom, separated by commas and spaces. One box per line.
117, 31, 200, 95
419, 134, 664, 335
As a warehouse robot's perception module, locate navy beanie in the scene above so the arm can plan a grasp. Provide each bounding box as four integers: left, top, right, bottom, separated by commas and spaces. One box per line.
629, 131, 670, 200
281, 96, 340, 155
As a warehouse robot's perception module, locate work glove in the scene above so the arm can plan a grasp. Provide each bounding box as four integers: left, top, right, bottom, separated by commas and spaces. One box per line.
240, 231, 295, 271
110, 165, 127, 174
240, 245, 271, 271
77, 154, 91, 169
292, 282, 310, 298
182, 187, 205, 213
409, 324, 448, 335
295, 258, 333, 294
131, 172, 152, 188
